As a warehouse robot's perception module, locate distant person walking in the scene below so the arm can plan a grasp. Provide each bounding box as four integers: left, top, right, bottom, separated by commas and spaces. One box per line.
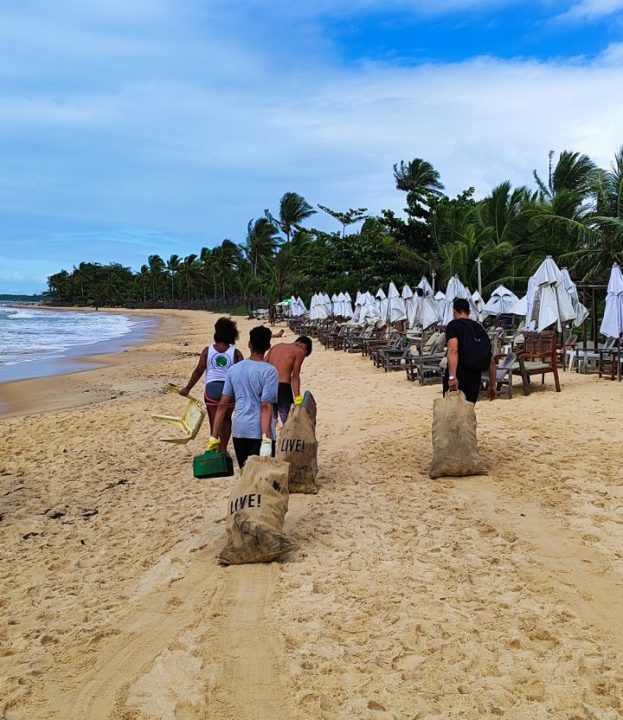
180, 317, 243, 454
266, 336, 313, 423
209, 326, 279, 468
443, 298, 496, 404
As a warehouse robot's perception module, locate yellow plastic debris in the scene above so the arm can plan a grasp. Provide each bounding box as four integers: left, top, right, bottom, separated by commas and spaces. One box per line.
151, 384, 206, 444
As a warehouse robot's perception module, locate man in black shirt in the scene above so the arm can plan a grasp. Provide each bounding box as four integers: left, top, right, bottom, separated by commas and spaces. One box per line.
443, 298, 497, 404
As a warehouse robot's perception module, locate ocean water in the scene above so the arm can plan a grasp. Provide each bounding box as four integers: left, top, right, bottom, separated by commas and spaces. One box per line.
0, 304, 156, 383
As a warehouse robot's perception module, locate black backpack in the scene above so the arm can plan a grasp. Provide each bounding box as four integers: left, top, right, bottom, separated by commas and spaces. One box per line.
457, 319, 492, 371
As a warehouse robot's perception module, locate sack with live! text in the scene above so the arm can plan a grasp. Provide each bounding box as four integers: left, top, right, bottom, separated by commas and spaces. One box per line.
429, 390, 488, 479
276, 392, 318, 494
219, 456, 293, 565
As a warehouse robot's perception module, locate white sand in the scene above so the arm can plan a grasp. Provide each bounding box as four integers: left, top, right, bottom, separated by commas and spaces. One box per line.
1, 310, 622, 719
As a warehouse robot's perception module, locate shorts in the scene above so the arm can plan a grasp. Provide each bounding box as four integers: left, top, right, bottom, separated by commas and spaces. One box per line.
443, 369, 482, 404
232, 437, 275, 469
204, 381, 225, 407
273, 382, 294, 424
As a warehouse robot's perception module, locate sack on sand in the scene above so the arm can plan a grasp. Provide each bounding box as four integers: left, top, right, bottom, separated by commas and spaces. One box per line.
429, 390, 488, 479
219, 456, 293, 565
276, 392, 318, 494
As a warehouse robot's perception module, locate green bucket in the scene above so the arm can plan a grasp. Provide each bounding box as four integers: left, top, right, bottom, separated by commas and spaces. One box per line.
193, 451, 234, 479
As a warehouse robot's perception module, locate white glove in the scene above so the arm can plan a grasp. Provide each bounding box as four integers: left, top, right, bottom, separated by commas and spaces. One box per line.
259, 434, 273, 458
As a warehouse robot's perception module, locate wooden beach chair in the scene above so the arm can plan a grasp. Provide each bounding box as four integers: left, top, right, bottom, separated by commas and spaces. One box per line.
370, 332, 403, 366
379, 337, 418, 372
362, 326, 391, 357
344, 324, 375, 353
516, 331, 561, 394
404, 333, 446, 384
481, 352, 517, 399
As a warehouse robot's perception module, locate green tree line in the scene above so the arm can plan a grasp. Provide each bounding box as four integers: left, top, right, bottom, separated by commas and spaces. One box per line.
47, 148, 623, 310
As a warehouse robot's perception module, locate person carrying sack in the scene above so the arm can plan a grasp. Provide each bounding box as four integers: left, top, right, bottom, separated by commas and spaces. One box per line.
265, 336, 313, 425
209, 326, 278, 469
443, 298, 496, 404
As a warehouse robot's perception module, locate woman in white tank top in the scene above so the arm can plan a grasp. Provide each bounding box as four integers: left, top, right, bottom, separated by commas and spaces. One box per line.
180, 317, 243, 455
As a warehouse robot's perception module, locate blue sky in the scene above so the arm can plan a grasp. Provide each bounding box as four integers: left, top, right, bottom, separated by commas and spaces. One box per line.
1, 0, 623, 293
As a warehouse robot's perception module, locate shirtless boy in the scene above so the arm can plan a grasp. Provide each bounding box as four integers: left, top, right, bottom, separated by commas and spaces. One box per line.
265, 336, 312, 423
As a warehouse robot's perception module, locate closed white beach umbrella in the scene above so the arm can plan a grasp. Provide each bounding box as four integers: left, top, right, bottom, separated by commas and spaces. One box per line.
434, 290, 446, 317
418, 276, 434, 296
336, 292, 344, 316
509, 294, 527, 316
318, 294, 329, 320
297, 296, 307, 315
472, 290, 484, 314
310, 293, 328, 321
441, 276, 477, 326
360, 292, 381, 324
342, 292, 353, 319
560, 268, 589, 327
375, 288, 389, 322
308, 293, 318, 321
402, 285, 417, 327
324, 293, 332, 315
350, 291, 363, 324
387, 282, 407, 323
482, 285, 520, 317
420, 294, 441, 330
331, 293, 339, 316
526, 256, 577, 331
291, 296, 303, 317
336, 292, 348, 318
407, 278, 439, 330
600, 263, 623, 339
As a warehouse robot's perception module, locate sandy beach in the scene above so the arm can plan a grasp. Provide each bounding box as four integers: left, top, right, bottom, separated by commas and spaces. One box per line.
1, 309, 622, 720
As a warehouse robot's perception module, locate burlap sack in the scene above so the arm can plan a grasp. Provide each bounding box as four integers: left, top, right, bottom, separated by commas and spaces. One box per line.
219, 456, 293, 565
429, 391, 488, 479
276, 392, 318, 494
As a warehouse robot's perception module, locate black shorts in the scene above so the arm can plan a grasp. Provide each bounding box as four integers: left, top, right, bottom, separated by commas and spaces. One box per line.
273, 382, 294, 424
443, 369, 481, 404
232, 437, 275, 469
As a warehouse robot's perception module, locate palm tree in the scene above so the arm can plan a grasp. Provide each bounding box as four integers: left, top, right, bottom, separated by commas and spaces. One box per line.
266, 192, 316, 242
245, 218, 279, 276
166, 254, 181, 302
47, 270, 71, 302
178, 254, 202, 303
147, 254, 165, 302
138, 265, 150, 302
533, 150, 598, 220
393, 158, 445, 219
561, 147, 623, 280
477, 182, 537, 247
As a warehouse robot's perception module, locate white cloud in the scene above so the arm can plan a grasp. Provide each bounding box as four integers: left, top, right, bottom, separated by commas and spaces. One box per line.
0, 271, 26, 281
213, 0, 523, 18
557, 0, 623, 20
599, 41, 623, 62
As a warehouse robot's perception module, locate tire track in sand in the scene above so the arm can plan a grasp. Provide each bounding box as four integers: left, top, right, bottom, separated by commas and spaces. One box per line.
56, 557, 219, 720
55, 537, 293, 720
203, 562, 292, 720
